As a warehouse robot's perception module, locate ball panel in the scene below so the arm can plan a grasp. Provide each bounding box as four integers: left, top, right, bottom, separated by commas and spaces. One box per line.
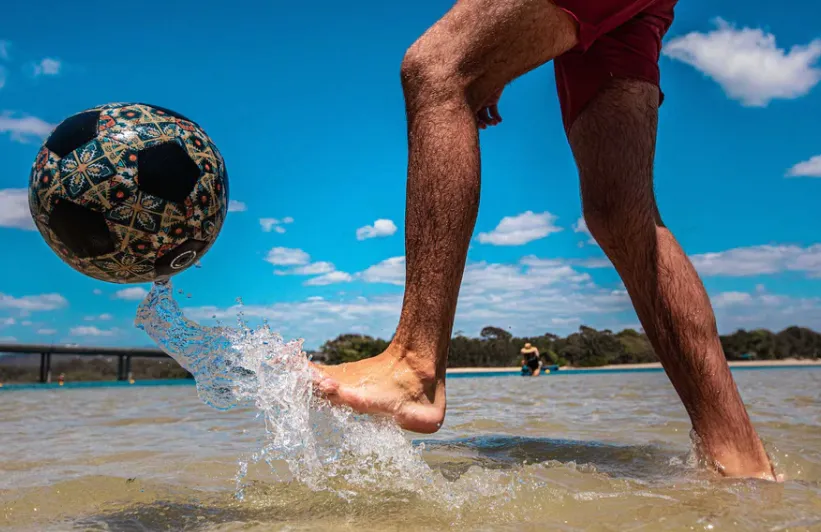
29, 146, 63, 214
135, 103, 196, 124
47, 200, 117, 259
58, 139, 117, 200
90, 251, 155, 284
136, 141, 201, 203
153, 239, 208, 278
44, 110, 101, 158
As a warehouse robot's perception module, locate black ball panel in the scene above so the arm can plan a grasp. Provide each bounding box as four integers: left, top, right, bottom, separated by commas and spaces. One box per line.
45, 111, 101, 158
48, 200, 117, 259
154, 239, 208, 277
136, 141, 202, 203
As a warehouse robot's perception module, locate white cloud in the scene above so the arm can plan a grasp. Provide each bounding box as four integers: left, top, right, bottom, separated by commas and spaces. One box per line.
0, 66, 6, 91
292, 262, 335, 275
32, 58, 61, 76
84, 313, 113, 322
37, 328, 57, 335
477, 211, 562, 246
0, 336, 17, 343
663, 18, 821, 106
304, 271, 354, 286
0, 292, 67, 312
0, 189, 35, 230
710, 291, 754, 308
113, 287, 149, 301
786, 155, 821, 178
0, 112, 55, 143
356, 219, 398, 241
690, 244, 821, 278
92, 289, 103, 296
20, 321, 32, 326
0, 40, 9, 60
70, 326, 116, 337
572, 216, 597, 246
0, 317, 15, 326
360, 256, 406, 286
228, 200, 247, 212
260, 217, 293, 233
265, 247, 310, 266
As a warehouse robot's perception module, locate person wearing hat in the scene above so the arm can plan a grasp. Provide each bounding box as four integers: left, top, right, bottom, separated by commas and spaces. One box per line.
520, 343, 542, 377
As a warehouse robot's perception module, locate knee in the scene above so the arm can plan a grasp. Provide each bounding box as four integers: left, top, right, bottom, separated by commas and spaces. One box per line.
582, 189, 658, 257
400, 37, 467, 108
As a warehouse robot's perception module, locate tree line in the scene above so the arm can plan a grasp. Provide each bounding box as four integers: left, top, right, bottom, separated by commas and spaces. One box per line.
316, 325, 821, 367
1, 325, 819, 383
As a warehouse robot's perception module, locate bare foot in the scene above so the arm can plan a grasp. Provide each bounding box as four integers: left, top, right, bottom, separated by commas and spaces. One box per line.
311, 348, 446, 433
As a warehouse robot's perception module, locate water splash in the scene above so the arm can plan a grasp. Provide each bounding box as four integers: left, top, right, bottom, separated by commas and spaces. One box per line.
134, 281, 513, 507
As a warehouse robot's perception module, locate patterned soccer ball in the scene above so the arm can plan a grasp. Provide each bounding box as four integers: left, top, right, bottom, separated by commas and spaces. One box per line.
28, 103, 229, 284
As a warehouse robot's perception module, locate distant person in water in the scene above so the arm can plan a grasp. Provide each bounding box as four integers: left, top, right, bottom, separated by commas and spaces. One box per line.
520, 343, 542, 376
313, 0, 778, 480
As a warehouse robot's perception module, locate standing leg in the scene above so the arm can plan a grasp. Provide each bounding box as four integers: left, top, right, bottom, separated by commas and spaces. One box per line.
314, 0, 579, 433
570, 78, 775, 479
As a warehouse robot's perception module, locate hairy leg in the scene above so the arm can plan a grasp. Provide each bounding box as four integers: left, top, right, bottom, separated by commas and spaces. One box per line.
314, 0, 579, 432
570, 79, 775, 479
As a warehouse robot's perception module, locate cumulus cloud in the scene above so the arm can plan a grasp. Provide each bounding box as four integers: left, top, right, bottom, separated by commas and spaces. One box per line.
0, 40, 9, 60
663, 18, 821, 106
356, 219, 398, 240
0, 66, 6, 91
0, 189, 35, 230
32, 58, 61, 76
690, 244, 821, 278
0, 292, 67, 312
228, 200, 247, 212
786, 155, 821, 178
267, 248, 353, 285
70, 326, 116, 337
572, 216, 597, 246
0, 112, 55, 143
477, 211, 562, 246
84, 313, 113, 321
0, 336, 17, 342
265, 247, 310, 266
37, 328, 57, 335
185, 254, 632, 347
260, 217, 293, 233
360, 256, 406, 286
0, 317, 15, 326
304, 271, 354, 286
113, 287, 149, 301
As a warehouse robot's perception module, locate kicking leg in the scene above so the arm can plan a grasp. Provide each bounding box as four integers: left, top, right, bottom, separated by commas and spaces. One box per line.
313, 0, 579, 433
570, 78, 775, 479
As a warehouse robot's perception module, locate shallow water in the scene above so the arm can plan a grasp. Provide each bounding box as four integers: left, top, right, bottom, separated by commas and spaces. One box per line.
1, 369, 820, 531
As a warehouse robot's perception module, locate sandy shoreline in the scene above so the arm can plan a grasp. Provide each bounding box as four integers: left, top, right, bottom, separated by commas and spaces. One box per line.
446, 359, 821, 374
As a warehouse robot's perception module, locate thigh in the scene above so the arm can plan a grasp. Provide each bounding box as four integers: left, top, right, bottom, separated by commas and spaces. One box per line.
553, 0, 677, 133
410, 0, 579, 109
569, 78, 661, 224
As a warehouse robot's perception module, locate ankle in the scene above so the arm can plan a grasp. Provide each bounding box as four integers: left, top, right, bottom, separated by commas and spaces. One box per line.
385, 343, 440, 386
694, 431, 775, 480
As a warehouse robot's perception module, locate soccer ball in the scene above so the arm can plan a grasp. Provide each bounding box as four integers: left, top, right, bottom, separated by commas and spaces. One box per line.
28, 103, 229, 284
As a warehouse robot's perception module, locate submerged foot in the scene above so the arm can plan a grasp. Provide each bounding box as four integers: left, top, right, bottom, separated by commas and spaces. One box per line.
310, 348, 445, 433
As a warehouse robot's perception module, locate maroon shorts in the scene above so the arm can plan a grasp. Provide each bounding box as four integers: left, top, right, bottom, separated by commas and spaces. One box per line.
552, 0, 677, 133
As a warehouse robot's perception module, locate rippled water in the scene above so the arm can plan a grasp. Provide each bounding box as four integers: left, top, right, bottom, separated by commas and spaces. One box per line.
1, 284, 820, 531
2, 370, 821, 530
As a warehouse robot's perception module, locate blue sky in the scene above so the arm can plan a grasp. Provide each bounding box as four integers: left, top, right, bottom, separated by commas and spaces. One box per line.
1, 0, 820, 349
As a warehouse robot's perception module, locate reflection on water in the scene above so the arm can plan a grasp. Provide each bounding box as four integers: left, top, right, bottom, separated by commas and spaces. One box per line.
0, 282, 819, 530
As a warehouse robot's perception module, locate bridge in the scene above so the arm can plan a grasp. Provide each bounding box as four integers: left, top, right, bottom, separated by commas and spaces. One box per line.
0, 343, 171, 383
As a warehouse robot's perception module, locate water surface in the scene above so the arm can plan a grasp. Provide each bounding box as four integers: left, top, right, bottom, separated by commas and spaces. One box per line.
1, 370, 820, 531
